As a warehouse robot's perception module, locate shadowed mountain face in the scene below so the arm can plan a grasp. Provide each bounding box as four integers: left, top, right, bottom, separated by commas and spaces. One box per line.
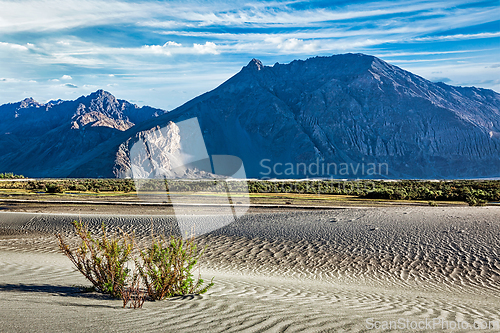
2, 54, 500, 178
0, 90, 165, 177
107, 54, 500, 179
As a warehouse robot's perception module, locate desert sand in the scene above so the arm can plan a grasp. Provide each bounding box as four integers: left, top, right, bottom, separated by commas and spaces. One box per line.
0, 205, 499, 332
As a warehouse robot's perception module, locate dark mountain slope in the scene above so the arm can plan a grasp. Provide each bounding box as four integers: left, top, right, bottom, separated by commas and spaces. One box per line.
69, 54, 500, 179
0, 90, 165, 177
1, 54, 499, 178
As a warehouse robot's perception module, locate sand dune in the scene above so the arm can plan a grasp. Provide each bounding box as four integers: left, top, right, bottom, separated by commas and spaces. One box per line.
0, 206, 499, 332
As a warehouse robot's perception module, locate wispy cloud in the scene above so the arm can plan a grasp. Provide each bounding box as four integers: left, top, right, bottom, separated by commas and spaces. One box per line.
412, 32, 500, 42
0, 77, 21, 82
264, 37, 319, 53
141, 41, 219, 55
0, 0, 162, 32
193, 42, 219, 55
0, 41, 30, 51
0, 0, 498, 108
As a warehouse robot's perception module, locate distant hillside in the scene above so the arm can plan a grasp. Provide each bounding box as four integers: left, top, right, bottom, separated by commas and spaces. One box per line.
0, 90, 165, 177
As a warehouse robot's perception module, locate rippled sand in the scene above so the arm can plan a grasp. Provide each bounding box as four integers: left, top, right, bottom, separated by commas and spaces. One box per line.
0, 206, 499, 332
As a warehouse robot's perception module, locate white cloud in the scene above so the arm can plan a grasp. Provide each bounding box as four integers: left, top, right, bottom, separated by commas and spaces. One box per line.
0, 41, 29, 51
193, 42, 219, 55
1, 0, 473, 36
163, 41, 181, 47
142, 44, 172, 55
0, 77, 21, 82
266, 37, 319, 52
170, 2, 453, 28
374, 49, 482, 57
142, 41, 219, 55
412, 32, 500, 42
61, 75, 72, 80
0, 0, 498, 106
0, 0, 164, 33
141, 41, 182, 55
137, 20, 179, 29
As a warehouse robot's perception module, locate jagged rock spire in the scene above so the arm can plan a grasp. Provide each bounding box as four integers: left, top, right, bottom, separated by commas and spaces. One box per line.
246, 58, 264, 71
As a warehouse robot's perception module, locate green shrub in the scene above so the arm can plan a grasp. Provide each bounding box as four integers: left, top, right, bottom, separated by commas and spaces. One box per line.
392, 189, 407, 200
68, 183, 87, 191
57, 222, 213, 306
363, 188, 394, 199
0, 172, 24, 179
57, 221, 134, 298
466, 194, 487, 206
137, 235, 214, 300
45, 183, 65, 194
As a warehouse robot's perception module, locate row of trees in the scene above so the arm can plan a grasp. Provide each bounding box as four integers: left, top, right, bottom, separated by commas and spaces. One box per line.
0, 178, 498, 205
0, 172, 25, 179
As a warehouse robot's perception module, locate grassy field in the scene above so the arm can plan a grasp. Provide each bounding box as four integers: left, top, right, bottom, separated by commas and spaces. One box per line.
0, 178, 498, 206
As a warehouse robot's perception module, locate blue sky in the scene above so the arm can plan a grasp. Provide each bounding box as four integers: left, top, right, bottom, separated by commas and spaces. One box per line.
0, 0, 499, 110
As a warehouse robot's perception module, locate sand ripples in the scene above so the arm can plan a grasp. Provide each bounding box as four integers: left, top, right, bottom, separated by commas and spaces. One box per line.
0, 207, 499, 332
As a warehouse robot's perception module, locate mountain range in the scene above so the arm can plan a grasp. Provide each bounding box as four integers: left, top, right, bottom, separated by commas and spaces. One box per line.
1, 53, 499, 179
0, 90, 164, 177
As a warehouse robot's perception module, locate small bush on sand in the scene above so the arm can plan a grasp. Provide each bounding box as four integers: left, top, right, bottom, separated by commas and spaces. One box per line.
137, 235, 214, 300
57, 221, 133, 298
57, 222, 213, 307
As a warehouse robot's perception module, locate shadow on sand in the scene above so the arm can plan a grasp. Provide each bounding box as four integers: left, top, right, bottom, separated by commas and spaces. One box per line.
0, 283, 114, 302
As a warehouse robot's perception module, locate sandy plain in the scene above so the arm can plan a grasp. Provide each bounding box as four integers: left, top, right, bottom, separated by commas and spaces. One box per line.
0, 201, 499, 332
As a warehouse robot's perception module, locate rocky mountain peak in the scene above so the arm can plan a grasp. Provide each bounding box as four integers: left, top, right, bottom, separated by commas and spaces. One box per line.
19, 97, 42, 109
67, 90, 165, 131
246, 58, 264, 71
47, 99, 64, 106
88, 89, 118, 106
89, 89, 111, 98
74, 90, 123, 119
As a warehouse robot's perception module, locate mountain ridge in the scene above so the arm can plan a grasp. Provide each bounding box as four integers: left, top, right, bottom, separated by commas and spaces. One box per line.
0, 89, 166, 177
1, 53, 499, 179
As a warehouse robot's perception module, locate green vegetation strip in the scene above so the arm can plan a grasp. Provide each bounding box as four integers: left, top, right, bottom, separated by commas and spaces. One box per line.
0, 172, 25, 179
0, 178, 498, 206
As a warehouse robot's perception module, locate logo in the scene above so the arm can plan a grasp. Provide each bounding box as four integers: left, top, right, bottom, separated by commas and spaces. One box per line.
128, 117, 249, 237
